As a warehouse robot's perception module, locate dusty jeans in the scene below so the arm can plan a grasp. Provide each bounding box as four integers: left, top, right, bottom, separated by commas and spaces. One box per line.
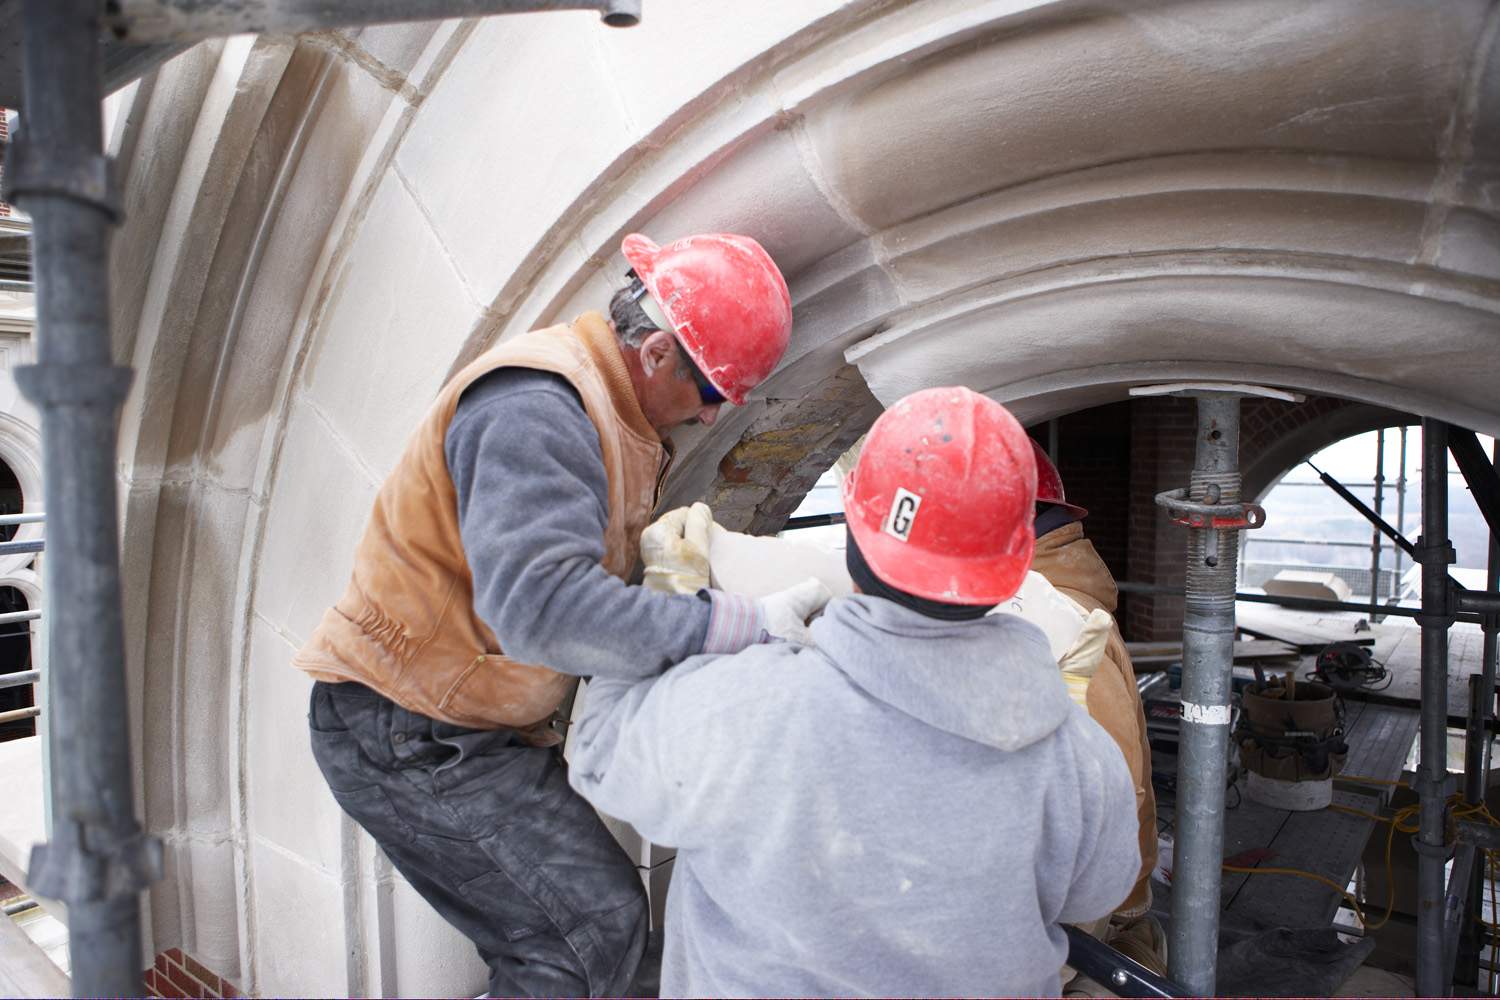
308, 681, 648, 997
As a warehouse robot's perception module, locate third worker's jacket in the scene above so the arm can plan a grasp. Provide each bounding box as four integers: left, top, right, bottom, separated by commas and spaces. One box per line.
1030, 520, 1157, 917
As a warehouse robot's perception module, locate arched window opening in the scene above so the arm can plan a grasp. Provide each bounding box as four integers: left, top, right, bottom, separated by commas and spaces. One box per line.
0, 585, 33, 742
0, 457, 24, 544
1247, 427, 1496, 605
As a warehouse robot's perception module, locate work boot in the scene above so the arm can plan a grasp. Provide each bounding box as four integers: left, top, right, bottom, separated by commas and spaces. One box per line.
1107, 913, 1168, 977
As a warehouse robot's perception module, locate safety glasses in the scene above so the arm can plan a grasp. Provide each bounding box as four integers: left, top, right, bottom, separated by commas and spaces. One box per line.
678, 346, 726, 406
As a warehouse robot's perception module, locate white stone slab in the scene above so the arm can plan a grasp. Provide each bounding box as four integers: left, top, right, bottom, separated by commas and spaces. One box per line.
1263, 570, 1354, 602
250, 840, 350, 997
246, 616, 346, 872
255, 402, 379, 646
388, 875, 489, 998
395, 14, 636, 302
298, 171, 480, 479
0, 736, 44, 896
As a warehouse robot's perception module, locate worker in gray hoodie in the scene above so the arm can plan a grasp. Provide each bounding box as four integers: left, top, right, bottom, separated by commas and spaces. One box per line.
569, 386, 1140, 997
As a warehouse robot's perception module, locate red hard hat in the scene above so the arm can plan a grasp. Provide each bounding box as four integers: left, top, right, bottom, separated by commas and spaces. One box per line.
843, 387, 1037, 604
1030, 439, 1089, 518
621, 232, 793, 406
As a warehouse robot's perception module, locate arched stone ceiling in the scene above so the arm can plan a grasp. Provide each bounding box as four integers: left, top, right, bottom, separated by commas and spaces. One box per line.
97, 0, 1500, 991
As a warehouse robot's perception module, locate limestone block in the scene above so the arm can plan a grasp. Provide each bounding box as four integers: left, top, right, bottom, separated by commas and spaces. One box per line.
848, 275, 1500, 438
591, 0, 841, 141
250, 841, 350, 997
388, 876, 489, 999
640, 126, 863, 281
246, 616, 346, 871
255, 403, 378, 645
183, 837, 243, 985
178, 483, 253, 834
299, 172, 481, 479
1262, 569, 1353, 603
198, 51, 398, 492
798, 0, 1481, 232
395, 14, 635, 301
341, 22, 444, 80
707, 527, 852, 600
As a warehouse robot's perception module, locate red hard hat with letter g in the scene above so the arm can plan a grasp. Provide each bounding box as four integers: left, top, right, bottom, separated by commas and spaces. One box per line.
843, 386, 1038, 604
622, 232, 792, 406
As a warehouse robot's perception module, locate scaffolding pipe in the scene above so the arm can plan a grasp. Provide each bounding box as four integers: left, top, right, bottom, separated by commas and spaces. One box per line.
1370, 428, 1385, 619
1395, 425, 1410, 599
1415, 419, 1454, 997
9, 1, 160, 995
1165, 394, 1243, 995
106, 0, 642, 42
1466, 440, 1500, 984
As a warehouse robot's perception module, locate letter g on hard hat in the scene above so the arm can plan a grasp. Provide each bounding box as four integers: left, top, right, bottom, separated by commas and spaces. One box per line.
621, 232, 793, 406
1030, 439, 1089, 518
843, 387, 1037, 604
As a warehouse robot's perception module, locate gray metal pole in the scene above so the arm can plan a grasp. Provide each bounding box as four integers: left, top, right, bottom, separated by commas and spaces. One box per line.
1167, 394, 1242, 995
1415, 419, 1454, 997
8, 1, 160, 995
1370, 428, 1385, 619
1395, 425, 1409, 600
107, 0, 641, 42
1483, 440, 1500, 765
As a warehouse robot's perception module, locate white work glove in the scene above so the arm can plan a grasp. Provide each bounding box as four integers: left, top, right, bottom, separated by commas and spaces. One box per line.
1058, 608, 1115, 708
641, 502, 714, 594
758, 577, 833, 645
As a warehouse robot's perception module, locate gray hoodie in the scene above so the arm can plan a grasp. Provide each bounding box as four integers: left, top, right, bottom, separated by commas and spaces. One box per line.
568, 594, 1140, 998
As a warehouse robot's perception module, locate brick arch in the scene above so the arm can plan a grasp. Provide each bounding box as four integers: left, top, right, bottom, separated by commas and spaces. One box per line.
1239, 397, 1417, 501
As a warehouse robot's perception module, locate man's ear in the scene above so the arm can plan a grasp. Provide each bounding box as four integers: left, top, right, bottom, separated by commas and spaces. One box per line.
639, 329, 676, 377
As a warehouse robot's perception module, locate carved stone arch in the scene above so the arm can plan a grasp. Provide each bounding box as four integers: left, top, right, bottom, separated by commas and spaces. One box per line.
0, 411, 45, 577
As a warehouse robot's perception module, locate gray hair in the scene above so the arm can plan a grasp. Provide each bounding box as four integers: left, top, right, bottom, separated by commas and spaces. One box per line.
609, 281, 657, 349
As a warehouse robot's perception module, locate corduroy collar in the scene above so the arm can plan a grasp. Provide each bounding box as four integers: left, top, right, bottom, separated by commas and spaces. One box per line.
572, 311, 659, 445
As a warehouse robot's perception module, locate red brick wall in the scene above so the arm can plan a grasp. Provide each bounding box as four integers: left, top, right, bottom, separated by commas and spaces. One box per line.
144, 948, 241, 999
1046, 393, 1376, 641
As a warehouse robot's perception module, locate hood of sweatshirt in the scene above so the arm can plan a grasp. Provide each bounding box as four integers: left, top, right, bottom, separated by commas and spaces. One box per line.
809, 593, 1073, 752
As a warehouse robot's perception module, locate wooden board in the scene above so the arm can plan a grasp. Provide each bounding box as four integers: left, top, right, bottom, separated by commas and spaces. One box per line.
1234, 607, 1377, 652
1126, 638, 1300, 667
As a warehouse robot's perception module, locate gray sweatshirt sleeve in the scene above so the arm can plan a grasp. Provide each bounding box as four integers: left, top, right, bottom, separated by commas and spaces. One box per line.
445, 368, 711, 679
1057, 709, 1142, 924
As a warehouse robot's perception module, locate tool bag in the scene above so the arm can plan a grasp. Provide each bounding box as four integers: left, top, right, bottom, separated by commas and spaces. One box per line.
1235, 679, 1348, 783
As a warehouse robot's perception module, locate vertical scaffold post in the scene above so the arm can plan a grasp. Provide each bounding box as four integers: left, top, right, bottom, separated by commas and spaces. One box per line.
7, 1, 160, 995
1162, 394, 1252, 995
1415, 419, 1454, 997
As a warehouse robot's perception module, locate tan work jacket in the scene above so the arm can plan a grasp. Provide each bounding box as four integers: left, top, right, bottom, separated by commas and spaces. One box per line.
292, 312, 666, 738
1031, 521, 1158, 918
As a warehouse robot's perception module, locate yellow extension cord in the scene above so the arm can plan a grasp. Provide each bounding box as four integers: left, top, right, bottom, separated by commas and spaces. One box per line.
1216, 772, 1500, 988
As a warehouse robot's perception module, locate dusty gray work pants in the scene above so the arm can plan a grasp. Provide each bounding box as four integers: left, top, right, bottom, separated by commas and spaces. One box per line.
308, 680, 648, 997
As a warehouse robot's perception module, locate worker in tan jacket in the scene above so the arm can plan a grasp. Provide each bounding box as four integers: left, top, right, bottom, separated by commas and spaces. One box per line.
1028, 441, 1165, 974
293, 233, 829, 998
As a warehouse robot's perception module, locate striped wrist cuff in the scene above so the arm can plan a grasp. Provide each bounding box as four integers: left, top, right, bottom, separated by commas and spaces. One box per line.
701, 590, 765, 654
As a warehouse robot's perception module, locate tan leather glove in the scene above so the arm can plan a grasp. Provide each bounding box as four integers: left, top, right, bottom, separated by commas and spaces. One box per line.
641, 502, 714, 594
1059, 608, 1114, 708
